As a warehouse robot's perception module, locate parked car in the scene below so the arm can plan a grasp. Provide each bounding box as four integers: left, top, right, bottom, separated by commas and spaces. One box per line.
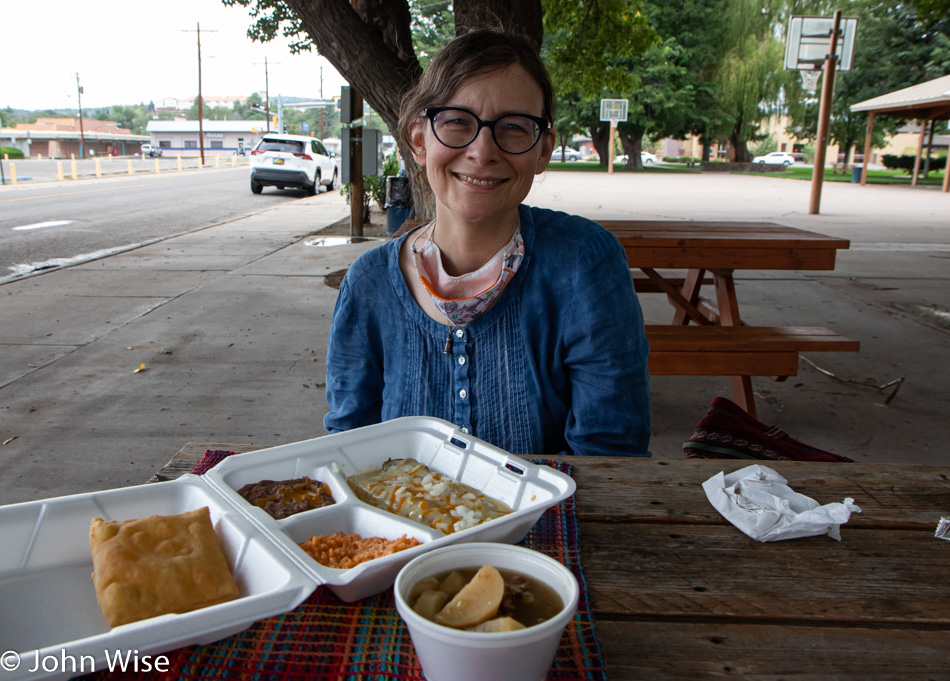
249, 134, 338, 195
614, 152, 657, 166
752, 151, 796, 166
141, 144, 162, 158
551, 146, 582, 162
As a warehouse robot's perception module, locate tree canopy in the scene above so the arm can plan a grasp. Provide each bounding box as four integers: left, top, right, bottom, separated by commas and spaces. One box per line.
218, 0, 949, 180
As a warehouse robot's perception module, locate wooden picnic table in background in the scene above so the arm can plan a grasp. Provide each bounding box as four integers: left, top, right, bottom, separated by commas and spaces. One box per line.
155, 443, 950, 680
598, 220, 859, 417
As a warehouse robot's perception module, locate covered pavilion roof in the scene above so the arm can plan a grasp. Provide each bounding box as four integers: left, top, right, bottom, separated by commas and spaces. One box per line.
851, 74, 950, 120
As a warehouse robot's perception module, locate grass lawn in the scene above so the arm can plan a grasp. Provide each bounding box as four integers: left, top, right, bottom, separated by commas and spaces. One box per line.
742, 165, 947, 186
547, 161, 698, 174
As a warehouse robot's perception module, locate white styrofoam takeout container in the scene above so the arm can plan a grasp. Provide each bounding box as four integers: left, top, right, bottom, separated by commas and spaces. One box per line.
0, 417, 575, 681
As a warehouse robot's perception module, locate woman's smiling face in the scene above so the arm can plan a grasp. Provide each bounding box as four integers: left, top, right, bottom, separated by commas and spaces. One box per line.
410, 64, 555, 230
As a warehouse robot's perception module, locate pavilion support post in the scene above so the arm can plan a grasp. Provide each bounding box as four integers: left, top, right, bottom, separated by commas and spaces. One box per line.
911, 119, 926, 187
860, 111, 874, 186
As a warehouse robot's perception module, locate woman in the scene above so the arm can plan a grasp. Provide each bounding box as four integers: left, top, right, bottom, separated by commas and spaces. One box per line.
324, 29, 651, 456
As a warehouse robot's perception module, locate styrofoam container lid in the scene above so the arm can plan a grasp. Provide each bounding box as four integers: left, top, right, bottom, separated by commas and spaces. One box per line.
0, 476, 314, 681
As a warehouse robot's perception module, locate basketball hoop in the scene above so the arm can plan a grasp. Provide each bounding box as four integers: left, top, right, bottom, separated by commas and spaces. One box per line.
800, 70, 821, 94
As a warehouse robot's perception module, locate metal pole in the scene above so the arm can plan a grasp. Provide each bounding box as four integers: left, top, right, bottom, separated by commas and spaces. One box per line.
808, 10, 841, 215
608, 121, 616, 175
350, 93, 364, 237
197, 22, 205, 167
265, 57, 270, 133
76, 73, 86, 159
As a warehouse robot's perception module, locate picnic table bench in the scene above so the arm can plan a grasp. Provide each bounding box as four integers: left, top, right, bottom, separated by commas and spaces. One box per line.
599, 220, 859, 416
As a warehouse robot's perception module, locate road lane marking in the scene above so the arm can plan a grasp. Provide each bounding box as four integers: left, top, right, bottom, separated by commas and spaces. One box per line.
12, 220, 75, 231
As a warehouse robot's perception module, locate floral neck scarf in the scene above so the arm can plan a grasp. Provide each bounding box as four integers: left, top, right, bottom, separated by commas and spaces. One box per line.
410, 222, 525, 326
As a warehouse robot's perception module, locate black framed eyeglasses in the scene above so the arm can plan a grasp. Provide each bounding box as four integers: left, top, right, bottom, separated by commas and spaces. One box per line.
423, 106, 549, 154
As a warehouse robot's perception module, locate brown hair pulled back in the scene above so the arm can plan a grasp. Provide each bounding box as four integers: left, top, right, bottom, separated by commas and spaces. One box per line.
397, 29, 556, 220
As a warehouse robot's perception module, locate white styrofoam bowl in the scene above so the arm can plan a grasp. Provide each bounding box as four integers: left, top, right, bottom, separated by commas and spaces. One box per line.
394, 543, 579, 681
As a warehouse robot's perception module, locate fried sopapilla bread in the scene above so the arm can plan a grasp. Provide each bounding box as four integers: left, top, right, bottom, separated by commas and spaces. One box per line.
89, 506, 239, 627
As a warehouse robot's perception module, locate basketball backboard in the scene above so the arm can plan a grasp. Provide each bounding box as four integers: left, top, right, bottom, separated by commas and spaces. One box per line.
785, 15, 858, 71
600, 99, 629, 122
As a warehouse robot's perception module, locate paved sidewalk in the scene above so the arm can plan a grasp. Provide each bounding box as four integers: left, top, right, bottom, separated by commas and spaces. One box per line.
1, 171, 948, 505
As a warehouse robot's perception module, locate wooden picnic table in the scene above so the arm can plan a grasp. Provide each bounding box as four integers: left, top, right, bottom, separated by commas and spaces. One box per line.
156, 443, 950, 680
598, 220, 859, 416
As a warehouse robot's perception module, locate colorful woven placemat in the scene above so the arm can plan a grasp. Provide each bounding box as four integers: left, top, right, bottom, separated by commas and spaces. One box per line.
89, 450, 606, 681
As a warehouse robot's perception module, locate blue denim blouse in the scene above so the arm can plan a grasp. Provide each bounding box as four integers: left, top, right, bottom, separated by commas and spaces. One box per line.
324, 204, 651, 456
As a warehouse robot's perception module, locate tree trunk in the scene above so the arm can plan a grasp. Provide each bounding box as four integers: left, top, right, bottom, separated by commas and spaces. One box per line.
618, 127, 645, 170
285, 0, 543, 221
284, 0, 418, 138
729, 128, 751, 163
590, 123, 611, 169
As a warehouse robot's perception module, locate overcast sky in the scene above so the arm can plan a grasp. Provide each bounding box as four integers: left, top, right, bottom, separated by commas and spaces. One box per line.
4, 0, 348, 112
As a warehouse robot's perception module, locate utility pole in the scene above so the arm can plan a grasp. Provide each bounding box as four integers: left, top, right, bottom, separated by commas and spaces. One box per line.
76, 73, 86, 159
253, 57, 279, 132
184, 23, 216, 167
264, 57, 270, 132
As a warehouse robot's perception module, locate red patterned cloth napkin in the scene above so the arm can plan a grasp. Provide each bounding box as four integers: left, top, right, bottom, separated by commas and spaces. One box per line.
85, 450, 606, 681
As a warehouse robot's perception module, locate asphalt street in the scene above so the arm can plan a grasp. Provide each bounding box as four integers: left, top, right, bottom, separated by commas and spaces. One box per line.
0, 167, 309, 281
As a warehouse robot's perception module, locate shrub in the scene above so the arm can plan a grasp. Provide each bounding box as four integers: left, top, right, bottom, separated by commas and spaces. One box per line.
1, 146, 24, 159
341, 150, 400, 210
882, 154, 946, 172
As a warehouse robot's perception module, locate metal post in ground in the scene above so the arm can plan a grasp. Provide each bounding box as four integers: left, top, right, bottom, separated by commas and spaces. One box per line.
808, 11, 841, 215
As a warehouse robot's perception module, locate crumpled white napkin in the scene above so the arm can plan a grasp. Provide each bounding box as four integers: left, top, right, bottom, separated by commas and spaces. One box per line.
702, 464, 861, 542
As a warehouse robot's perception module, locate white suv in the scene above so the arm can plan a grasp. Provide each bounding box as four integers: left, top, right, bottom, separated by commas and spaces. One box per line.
752, 151, 796, 166
249, 134, 338, 195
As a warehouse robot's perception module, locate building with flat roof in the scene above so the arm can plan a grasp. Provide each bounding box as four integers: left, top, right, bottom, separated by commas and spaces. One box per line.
145, 119, 272, 156
0, 118, 147, 158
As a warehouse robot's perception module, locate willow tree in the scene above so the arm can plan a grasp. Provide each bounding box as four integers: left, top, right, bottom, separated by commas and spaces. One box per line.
707, 0, 790, 162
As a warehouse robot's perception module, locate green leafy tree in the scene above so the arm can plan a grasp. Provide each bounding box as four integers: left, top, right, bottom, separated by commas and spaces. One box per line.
1, 107, 24, 126
614, 37, 697, 168
552, 93, 589, 160
299, 105, 341, 139
410, 0, 454, 68
542, 0, 655, 100
541, 0, 657, 167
